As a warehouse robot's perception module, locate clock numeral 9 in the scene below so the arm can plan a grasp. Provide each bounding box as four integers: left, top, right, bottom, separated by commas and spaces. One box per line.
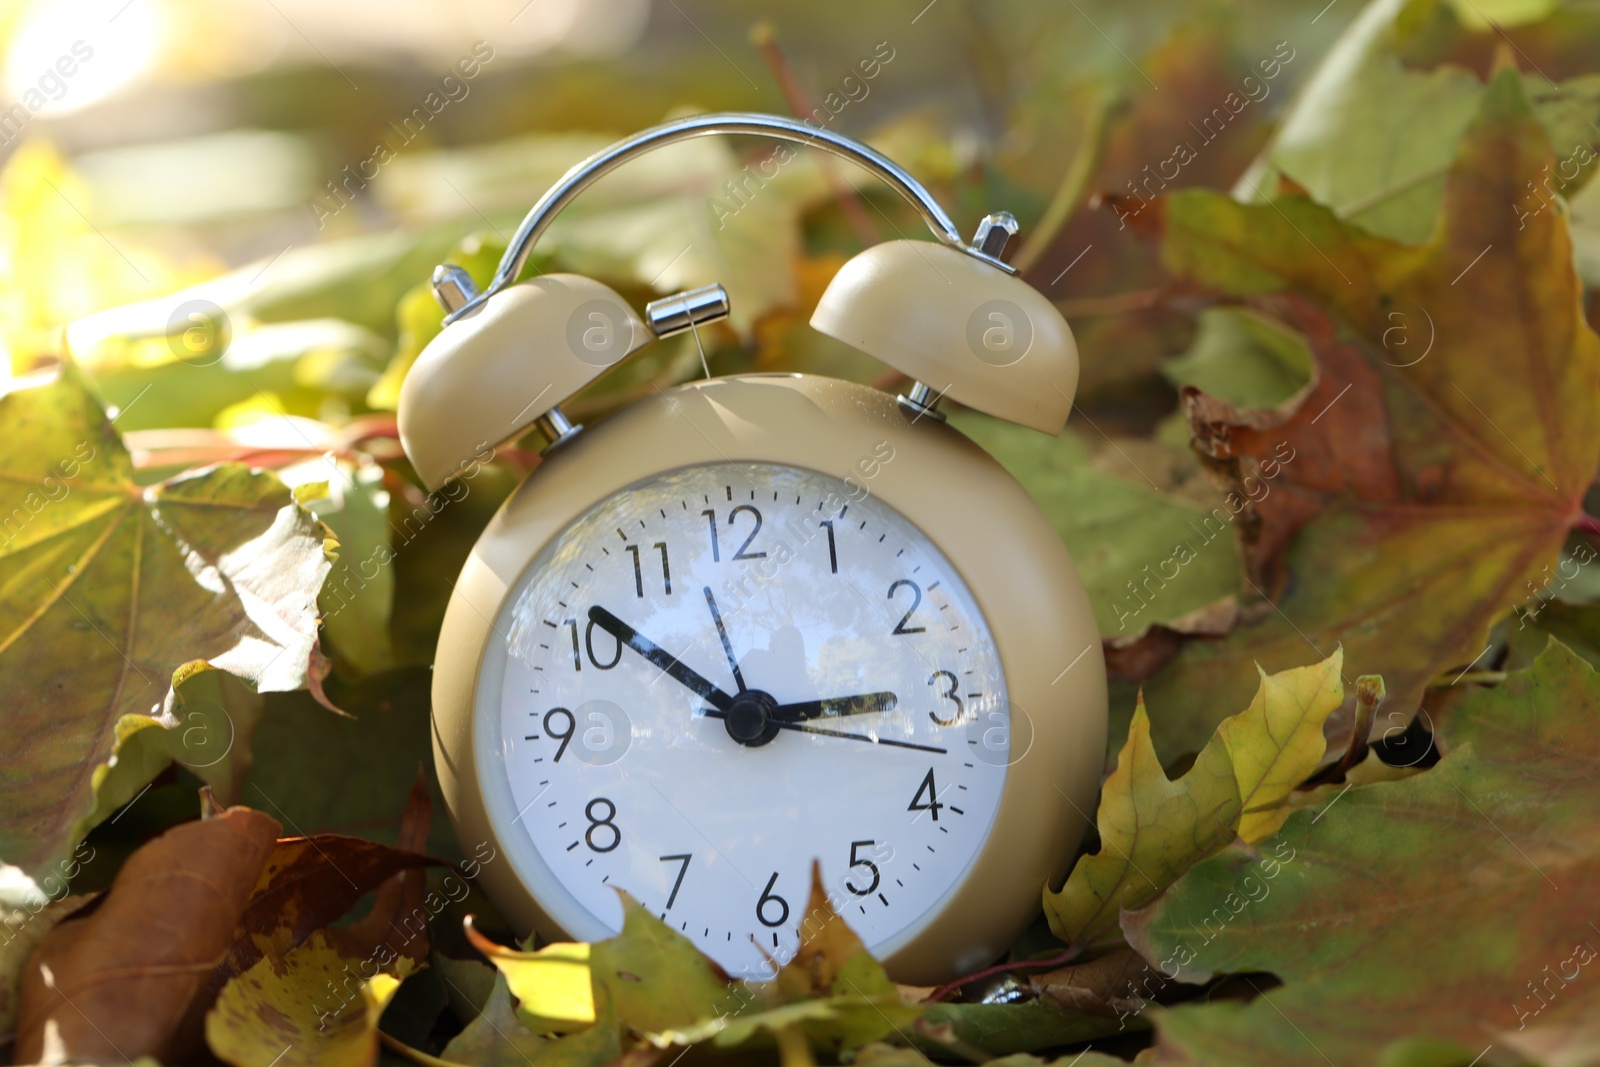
845, 840, 881, 897
564, 619, 623, 671
624, 542, 672, 597
888, 579, 926, 635
756, 871, 789, 928
585, 797, 620, 853
703, 506, 766, 563
542, 708, 575, 761
928, 670, 964, 725
908, 768, 943, 822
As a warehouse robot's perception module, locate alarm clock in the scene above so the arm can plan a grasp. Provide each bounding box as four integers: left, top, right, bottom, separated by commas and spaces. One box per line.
397, 113, 1106, 984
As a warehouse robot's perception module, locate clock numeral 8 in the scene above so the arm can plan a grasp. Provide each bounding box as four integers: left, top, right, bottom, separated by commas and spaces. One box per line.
845, 839, 881, 897
756, 871, 789, 928
585, 797, 620, 852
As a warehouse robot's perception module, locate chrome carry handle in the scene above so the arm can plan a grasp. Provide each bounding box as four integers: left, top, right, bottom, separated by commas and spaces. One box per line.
438, 111, 1015, 323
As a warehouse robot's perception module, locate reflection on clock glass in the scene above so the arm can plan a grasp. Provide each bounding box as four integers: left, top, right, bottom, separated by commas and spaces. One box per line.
479, 461, 1009, 978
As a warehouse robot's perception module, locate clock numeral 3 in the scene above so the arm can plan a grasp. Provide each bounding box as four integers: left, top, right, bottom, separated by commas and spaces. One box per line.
756, 871, 790, 928
845, 840, 881, 897
888, 579, 926, 635
703, 506, 767, 562
585, 797, 620, 852
659, 853, 692, 910
908, 768, 943, 822
564, 619, 623, 671
625, 542, 672, 597
928, 670, 964, 725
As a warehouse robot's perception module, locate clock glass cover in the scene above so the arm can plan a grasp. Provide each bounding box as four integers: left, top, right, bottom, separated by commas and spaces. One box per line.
476, 461, 1010, 978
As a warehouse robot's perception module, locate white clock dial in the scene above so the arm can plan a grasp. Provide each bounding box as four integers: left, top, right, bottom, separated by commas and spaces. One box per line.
477, 461, 1010, 978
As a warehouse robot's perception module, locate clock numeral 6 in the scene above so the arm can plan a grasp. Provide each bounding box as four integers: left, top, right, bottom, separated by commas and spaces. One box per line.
756, 871, 790, 928
928, 670, 964, 725
908, 768, 943, 822
845, 840, 881, 897
703, 506, 767, 563
585, 797, 620, 852
564, 619, 623, 671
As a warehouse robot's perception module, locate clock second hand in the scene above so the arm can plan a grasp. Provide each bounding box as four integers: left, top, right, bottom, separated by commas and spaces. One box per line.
587, 605, 734, 712
699, 709, 946, 754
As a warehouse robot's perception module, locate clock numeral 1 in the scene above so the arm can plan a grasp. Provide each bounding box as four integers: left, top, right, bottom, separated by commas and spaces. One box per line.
585, 797, 620, 852
820, 520, 838, 574
756, 871, 790, 928
563, 619, 622, 670
625, 542, 672, 597
908, 768, 943, 822
659, 853, 692, 910
845, 840, 881, 897
703, 506, 767, 562
888, 579, 926, 635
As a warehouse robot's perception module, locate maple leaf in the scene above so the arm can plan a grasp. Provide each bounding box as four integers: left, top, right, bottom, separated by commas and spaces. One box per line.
1125, 639, 1600, 1066
1131, 70, 1600, 755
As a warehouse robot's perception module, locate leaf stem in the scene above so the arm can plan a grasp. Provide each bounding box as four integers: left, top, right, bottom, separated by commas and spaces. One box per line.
921, 945, 1083, 1004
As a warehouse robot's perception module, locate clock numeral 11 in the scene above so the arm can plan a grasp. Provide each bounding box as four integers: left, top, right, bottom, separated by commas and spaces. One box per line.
625, 542, 671, 597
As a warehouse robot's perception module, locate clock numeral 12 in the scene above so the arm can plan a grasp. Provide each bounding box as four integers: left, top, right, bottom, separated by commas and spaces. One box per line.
819, 520, 838, 574
625, 542, 672, 597
703, 506, 766, 563
659, 853, 692, 910
908, 768, 943, 821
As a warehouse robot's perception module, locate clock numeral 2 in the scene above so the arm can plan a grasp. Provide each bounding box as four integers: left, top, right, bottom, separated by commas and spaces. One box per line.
846, 840, 881, 897
585, 797, 620, 852
625, 542, 672, 597
756, 871, 790, 928
703, 506, 766, 562
908, 768, 943, 822
888, 579, 926, 635
659, 853, 692, 910
564, 619, 623, 671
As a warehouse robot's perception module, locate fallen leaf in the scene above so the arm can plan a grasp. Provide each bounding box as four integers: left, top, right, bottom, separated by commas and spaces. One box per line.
205, 930, 415, 1067
1126, 640, 1600, 1066
1161, 306, 1311, 411
438, 972, 549, 1066
0, 894, 95, 1043
1135, 70, 1600, 755
0, 368, 332, 888
14, 805, 280, 1065
1027, 946, 1158, 1020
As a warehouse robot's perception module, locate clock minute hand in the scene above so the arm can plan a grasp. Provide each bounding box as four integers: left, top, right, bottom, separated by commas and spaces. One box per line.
771, 691, 898, 723
587, 605, 734, 713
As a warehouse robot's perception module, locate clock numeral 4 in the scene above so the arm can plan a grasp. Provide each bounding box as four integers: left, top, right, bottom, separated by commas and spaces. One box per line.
756, 871, 790, 928
908, 768, 943, 822
703, 506, 767, 563
659, 853, 692, 910
564, 619, 623, 671
845, 840, 881, 897
888, 579, 926, 635
625, 542, 672, 597
585, 797, 620, 852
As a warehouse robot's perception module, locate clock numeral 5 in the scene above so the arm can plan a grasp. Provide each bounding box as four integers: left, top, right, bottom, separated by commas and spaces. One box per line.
585, 797, 620, 852
756, 871, 790, 928
888, 579, 926, 635
845, 840, 881, 897
908, 768, 944, 822
703, 506, 766, 563
624, 542, 672, 597
563, 619, 623, 671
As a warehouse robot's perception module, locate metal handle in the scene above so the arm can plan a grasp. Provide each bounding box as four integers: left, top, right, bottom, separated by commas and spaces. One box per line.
444, 111, 1009, 323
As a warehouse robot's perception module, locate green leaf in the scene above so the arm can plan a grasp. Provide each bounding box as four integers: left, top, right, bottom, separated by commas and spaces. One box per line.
1161, 306, 1311, 410
439, 973, 549, 1066
0, 369, 330, 890
1126, 640, 1600, 1066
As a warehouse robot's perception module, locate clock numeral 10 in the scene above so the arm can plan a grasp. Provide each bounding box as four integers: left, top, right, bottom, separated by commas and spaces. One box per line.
703, 506, 767, 562
908, 768, 943, 821
756, 871, 790, 928
625, 542, 672, 597
564, 619, 623, 671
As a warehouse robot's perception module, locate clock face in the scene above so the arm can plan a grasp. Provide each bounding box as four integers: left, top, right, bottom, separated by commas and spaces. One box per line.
477, 460, 1011, 978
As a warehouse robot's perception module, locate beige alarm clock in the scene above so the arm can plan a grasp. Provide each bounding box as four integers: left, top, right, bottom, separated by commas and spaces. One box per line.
397, 113, 1106, 985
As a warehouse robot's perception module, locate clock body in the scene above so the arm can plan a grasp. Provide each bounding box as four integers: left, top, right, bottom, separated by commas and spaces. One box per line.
431, 373, 1105, 984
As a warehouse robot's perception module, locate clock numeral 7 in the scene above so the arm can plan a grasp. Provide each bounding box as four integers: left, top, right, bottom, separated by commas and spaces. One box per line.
845, 840, 881, 897
624, 542, 672, 597
563, 619, 623, 671
908, 768, 943, 822
703, 506, 766, 563
756, 871, 790, 928
659, 853, 691, 910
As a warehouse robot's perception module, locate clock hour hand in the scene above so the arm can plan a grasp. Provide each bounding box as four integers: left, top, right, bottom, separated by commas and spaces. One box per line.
771, 691, 898, 722
587, 605, 734, 712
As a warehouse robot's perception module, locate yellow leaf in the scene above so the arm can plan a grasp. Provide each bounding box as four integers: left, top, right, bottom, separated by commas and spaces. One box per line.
1217, 649, 1345, 841
466, 927, 596, 1030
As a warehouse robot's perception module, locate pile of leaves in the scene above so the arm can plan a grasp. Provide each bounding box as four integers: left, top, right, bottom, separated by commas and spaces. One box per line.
5, 0, 1600, 1063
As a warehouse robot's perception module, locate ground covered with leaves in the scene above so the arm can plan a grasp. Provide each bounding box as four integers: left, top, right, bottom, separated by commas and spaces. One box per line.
4, 0, 1600, 1064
